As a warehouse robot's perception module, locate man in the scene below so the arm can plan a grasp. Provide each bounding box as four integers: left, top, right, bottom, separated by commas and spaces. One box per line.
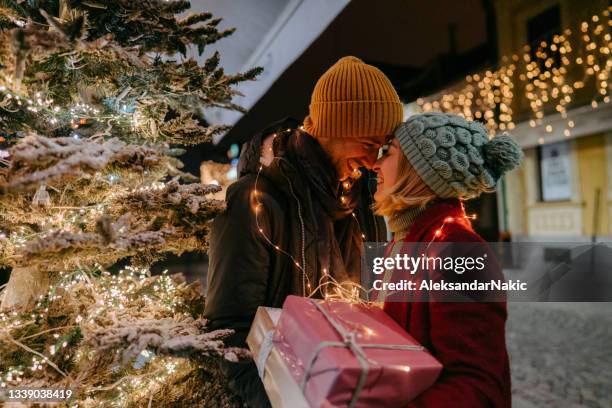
204, 56, 403, 407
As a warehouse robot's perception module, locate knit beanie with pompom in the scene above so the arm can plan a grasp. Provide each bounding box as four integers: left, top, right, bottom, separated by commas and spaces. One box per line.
395, 112, 523, 199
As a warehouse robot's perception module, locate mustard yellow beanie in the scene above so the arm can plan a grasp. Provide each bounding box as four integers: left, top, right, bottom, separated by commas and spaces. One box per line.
303, 56, 403, 139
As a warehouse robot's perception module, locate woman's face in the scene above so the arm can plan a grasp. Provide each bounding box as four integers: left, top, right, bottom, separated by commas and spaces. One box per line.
373, 137, 402, 203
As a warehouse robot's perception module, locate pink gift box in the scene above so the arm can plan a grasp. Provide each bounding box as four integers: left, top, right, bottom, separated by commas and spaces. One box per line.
273, 295, 442, 408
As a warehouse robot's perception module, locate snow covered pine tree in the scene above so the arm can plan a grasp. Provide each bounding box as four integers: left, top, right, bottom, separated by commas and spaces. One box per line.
0, 1, 261, 406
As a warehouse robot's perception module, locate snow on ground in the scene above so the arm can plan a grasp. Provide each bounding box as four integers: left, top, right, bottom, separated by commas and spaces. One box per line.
507, 303, 612, 408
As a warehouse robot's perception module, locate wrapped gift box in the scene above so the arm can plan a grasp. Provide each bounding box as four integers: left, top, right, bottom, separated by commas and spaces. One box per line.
275, 295, 442, 408
248, 297, 442, 408
247, 306, 309, 408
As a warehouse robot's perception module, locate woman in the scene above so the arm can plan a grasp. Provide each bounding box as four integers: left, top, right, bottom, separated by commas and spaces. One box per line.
373, 112, 523, 407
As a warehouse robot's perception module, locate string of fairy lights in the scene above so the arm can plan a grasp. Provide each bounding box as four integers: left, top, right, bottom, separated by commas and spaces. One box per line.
425, 203, 477, 251
0, 81, 141, 144
0, 265, 188, 405
251, 128, 372, 299
250, 129, 480, 303
416, 8, 611, 144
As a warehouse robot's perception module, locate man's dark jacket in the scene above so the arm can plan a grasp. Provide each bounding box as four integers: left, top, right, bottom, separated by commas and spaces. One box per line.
204, 121, 386, 407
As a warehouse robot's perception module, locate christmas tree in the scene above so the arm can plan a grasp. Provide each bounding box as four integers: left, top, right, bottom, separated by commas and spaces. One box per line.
0, 1, 260, 405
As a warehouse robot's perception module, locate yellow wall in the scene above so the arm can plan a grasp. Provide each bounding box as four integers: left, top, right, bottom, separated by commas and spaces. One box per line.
510, 134, 610, 238
576, 134, 608, 236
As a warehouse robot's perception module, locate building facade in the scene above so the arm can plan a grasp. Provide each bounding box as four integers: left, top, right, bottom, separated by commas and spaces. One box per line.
495, 0, 611, 240
410, 0, 611, 241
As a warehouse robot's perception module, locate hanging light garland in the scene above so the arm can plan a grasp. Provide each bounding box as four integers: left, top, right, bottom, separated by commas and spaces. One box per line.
416, 8, 611, 144
249, 128, 482, 304
425, 202, 477, 250
252, 129, 312, 296
251, 127, 372, 299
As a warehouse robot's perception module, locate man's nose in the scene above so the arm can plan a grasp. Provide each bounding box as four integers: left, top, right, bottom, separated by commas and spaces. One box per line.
361, 151, 379, 169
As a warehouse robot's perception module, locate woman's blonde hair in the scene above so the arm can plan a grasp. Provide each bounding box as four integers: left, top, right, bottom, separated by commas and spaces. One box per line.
373, 151, 438, 217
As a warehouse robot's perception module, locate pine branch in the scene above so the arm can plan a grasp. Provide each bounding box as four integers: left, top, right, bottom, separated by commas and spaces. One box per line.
88, 315, 250, 364
1, 134, 164, 192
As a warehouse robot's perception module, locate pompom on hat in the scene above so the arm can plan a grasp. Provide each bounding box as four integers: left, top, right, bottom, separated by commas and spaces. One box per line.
395, 112, 523, 199
303, 56, 403, 139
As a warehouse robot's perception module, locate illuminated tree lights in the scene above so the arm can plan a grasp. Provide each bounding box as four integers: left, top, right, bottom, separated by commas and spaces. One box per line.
0, 266, 245, 407
0, 1, 261, 405
416, 8, 612, 143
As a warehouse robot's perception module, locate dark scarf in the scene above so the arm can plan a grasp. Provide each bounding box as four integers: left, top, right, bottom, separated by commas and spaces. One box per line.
278, 131, 362, 286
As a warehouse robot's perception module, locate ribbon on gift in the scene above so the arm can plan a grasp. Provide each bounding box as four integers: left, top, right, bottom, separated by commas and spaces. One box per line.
301, 299, 425, 408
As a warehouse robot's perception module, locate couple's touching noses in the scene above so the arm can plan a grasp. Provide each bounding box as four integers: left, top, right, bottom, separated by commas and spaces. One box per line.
204, 56, 522, 407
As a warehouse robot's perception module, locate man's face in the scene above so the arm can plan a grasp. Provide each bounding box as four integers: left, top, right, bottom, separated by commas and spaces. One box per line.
318, 136, 389, 181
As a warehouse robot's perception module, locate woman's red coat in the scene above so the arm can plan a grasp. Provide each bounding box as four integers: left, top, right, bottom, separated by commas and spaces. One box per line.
383, 199, 511, 408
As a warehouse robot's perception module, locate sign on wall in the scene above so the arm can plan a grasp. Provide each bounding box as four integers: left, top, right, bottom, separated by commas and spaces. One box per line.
540, 141, 572, 201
